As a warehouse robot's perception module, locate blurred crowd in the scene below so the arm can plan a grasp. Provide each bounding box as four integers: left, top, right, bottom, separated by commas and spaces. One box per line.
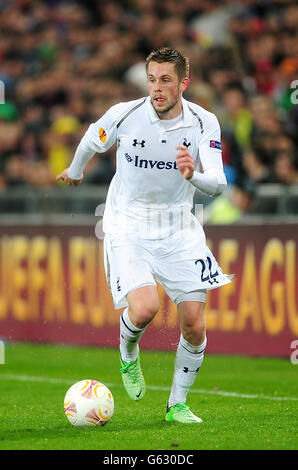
0, 0, 297, 216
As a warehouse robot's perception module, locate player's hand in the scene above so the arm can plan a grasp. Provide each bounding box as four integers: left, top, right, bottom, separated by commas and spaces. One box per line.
176, 145, 194, 180
56, 169, 83, 186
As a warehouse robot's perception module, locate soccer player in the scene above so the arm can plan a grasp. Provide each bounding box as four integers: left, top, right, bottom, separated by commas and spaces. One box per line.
57, 47, 232, 424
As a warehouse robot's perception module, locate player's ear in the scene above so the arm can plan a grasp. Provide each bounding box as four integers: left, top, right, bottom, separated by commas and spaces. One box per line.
181, 77, 189, 93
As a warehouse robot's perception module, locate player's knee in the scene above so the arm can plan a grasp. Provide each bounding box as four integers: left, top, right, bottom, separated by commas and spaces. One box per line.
179, 301, 206, 346
181, 321, 206, 347
129, 302, 159, 329
127, 286, 159, 328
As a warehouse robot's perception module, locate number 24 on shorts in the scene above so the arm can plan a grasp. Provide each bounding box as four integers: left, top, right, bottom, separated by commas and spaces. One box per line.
195, 256, 219, 285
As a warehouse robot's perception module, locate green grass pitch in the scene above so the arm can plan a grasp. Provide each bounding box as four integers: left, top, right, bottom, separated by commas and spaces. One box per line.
0, 342, 297, 450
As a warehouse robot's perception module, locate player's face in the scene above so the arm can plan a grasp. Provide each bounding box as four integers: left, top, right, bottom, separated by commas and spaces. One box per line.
147, 62, 189, 119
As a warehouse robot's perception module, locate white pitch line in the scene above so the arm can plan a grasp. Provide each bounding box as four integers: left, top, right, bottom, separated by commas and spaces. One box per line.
0, 373, 297, 402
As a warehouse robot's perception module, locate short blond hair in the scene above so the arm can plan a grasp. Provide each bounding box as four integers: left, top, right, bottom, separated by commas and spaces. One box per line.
146, 47, 189, 82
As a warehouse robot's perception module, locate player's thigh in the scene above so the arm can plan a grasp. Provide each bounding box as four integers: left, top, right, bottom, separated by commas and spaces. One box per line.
127, 285, 160, 328
104, 234, 157, 310
177, 301, 206, 346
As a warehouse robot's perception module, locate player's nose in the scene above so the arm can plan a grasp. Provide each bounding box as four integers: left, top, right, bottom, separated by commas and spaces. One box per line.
153, 80, 162, 91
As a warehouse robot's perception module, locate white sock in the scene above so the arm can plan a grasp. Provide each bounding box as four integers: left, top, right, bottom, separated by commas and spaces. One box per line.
120, 307, 147, 362
168, 335, 207, 408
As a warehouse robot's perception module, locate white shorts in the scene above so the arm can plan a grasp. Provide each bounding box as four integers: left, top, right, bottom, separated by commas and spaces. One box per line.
104, 231, 233, 310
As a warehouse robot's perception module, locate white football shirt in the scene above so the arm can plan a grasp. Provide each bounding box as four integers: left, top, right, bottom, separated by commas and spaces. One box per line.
68, 96, 226, 239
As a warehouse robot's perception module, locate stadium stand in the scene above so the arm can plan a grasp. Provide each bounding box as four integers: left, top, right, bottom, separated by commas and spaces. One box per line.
0, 0, 297, 219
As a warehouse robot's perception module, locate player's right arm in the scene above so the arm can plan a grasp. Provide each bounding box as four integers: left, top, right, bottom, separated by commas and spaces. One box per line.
56, 168, 84, 186
56, 102, 126, 185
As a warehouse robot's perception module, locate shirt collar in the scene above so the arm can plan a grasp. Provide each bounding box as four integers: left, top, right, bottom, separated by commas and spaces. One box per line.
146, 96, 193, 128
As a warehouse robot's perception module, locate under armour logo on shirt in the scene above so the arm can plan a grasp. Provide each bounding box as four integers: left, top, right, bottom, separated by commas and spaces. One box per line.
133, 139, 145, 147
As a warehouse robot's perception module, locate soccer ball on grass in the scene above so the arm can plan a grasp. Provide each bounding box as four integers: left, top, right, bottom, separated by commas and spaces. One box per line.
64, 379, 114, 426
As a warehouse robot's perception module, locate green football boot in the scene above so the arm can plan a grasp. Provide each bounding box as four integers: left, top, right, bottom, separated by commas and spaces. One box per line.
120, 354, 145, 401
165, 403, 202, 423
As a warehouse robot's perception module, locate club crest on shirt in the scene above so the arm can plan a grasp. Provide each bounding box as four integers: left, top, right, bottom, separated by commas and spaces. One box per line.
99, 127, 107, 143
183, 139, 191, 148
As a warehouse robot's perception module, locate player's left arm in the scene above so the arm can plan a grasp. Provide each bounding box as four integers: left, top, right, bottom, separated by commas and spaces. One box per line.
176, 114, 227, 197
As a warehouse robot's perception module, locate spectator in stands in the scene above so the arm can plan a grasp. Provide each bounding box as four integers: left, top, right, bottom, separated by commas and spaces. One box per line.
274, 150, 298, 185
221, 84, 253, 150
204, 181, 255, 225
243, 142, 277, 185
